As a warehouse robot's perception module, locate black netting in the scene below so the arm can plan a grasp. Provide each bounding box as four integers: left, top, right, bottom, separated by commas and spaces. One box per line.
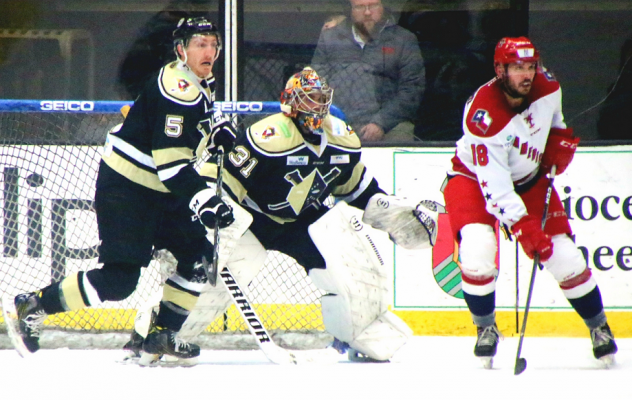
0, 110, 325, 343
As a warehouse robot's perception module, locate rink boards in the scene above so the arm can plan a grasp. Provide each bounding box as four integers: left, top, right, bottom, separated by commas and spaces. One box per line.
1, 145, 631, 337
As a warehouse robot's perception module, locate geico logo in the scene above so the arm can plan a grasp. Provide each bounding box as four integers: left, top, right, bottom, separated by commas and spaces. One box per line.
213, 101, 264, 112
40, 101, 95, 111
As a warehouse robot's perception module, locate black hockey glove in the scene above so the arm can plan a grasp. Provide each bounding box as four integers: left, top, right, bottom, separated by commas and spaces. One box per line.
208, 110, 237, 153
189, 188, 235, 229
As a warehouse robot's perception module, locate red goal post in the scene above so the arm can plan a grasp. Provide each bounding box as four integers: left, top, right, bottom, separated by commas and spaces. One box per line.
0, 100, 342, 350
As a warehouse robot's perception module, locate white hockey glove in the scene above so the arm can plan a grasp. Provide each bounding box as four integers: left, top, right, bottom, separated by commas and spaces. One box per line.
362, 194, 439, 250
190, 187, 235, 230
208, 110, 237, 154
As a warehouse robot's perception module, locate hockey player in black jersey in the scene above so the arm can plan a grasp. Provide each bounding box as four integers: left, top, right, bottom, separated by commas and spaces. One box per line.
148, 66, 441, 362
2, 17, 236, 366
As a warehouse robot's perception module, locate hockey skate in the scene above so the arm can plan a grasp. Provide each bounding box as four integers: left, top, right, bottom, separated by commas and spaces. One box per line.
474, 324, 502, 369
2, 292, 48, 357
590, 322, 617, 366
139, 325, 200, 367
119, 330, 145, 364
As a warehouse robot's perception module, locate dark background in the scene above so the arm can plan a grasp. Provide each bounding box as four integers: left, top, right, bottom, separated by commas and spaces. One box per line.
0, 0, 631, 141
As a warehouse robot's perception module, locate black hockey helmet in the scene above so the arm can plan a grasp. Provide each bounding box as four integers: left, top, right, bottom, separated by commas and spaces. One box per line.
173, 16, 222, 56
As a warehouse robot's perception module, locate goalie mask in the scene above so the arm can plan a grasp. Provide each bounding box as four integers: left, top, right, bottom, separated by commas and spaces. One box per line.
280, 67, 333, 134
173, 17, 222, 63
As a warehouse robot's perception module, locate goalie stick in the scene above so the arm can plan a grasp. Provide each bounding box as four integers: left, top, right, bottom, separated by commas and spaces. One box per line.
218, 264, 340, 365
514, 165, 557, 375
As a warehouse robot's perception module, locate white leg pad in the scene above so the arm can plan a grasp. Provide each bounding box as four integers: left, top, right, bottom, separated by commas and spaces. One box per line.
309, 202, 411, 360
459, 223, 497, 296
542, 234, 596, 299
349, 311, 412, 361
178, 229, 267, 341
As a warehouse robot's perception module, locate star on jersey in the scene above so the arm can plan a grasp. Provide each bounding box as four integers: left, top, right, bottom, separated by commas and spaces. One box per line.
524, 113, 535, 128
485, 192, 492, 201
480, 180, 488, 188
268, 168, 341, 214
499, 208, 506, 215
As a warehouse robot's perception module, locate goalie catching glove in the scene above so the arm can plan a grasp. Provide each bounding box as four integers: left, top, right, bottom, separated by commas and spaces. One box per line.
208, 110, 237, 154
189, 187, 234, 230
362, 194, 439, 250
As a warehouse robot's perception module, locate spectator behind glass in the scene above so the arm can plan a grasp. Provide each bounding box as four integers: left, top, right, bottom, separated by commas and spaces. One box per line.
311, 0, 424, 143
399, 0, 490, 141
597, 38, 632, 140
116, 0, 213, 100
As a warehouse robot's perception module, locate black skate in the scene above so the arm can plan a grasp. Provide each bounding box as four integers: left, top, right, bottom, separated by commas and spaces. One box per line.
139, 325, 200, 367
1, 292, 48, 357
120, 330, 145, 363
590, 322, 617, 366
474, 324, 502, 369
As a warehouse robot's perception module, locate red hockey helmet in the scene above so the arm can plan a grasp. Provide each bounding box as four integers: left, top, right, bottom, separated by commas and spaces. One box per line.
494, 37, 540, 66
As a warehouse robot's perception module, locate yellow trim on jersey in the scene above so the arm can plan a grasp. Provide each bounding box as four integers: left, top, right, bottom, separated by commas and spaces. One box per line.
60, 273, 88, 311
159, 62, 204, 103
102, 152, 170, 193
323, 116, 361, 150
153, 147, 193, 167
331, 162, 365, 196
163, 285, 198, 311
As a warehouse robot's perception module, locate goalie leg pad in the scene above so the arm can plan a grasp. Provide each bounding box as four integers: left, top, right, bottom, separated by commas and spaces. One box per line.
177, 229, 267, 341
542, 234, 596, 299
309, 202, 410, 360
459, 223, 497, 296
349, 310, 412, 361
362, 194, 440, 250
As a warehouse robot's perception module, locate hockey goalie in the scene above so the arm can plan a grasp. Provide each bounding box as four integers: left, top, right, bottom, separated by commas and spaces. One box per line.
125, 67, 439, 364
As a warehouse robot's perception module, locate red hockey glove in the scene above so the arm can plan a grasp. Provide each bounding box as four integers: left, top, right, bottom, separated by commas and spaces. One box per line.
540, 127, 579, 175
511, 215, 553, 261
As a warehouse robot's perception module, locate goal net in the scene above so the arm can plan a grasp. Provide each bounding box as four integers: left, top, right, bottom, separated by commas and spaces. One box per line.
0, 100, 329, 350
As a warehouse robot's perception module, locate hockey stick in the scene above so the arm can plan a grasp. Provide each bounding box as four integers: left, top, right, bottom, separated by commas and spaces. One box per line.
218, 264, 339, 365
514, 165, 557, 375
205, 149, 224, 287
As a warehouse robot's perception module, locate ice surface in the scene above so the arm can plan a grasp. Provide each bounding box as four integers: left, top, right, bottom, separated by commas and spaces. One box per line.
1, 336, 629, 400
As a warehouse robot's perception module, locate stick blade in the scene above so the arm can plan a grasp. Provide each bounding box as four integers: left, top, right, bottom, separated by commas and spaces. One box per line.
514, 357, 527, 375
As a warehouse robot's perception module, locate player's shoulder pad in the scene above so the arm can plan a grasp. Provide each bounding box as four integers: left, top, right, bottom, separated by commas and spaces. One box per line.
158, 62, 203, 104
323, 115, 361, 150
465, 79, 514, 138
527, 68, 561, 102
247, 113, 305, 155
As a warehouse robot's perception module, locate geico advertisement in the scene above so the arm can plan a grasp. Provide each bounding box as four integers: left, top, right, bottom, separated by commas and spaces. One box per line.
384, 147, 632, 311
2, 146, 631, 311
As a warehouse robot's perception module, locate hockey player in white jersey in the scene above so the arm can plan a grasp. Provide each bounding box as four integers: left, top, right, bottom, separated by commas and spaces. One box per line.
443, 37, 617, 368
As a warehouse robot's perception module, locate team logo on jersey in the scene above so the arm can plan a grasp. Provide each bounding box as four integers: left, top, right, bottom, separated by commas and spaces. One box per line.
262, 127, 278, 139
287, 155, 308, 166
177, 79, 191, 93
268, 168, 341, 215
330, 155, 350, 164
542, 68, 556, 82
472, 109, 492, 134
